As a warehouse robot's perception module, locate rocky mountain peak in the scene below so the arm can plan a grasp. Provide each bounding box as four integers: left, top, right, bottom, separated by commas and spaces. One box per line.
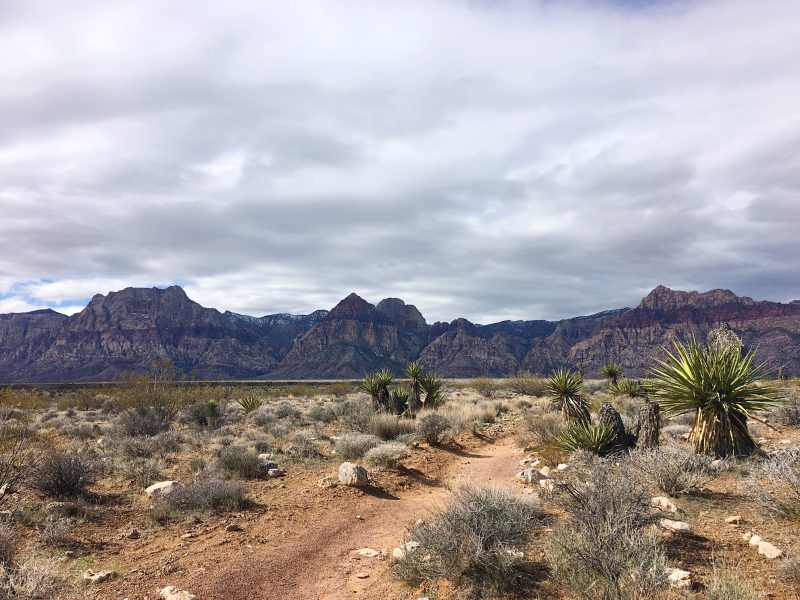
326, 293, 384, 322
638, 285, 754, 311
376, 298, 428, 335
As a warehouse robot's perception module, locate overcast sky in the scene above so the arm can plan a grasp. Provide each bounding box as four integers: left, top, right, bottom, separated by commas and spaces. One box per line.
1, 0, 799, 323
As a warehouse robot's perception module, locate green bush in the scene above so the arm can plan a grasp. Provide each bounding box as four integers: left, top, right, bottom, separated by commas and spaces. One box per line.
219, 445, 262, 479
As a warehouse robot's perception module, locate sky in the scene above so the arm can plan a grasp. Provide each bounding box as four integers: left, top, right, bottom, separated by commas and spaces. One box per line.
1, 0, 799, 323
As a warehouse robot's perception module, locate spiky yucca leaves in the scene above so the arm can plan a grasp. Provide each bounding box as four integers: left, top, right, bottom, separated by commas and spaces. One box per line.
420, 374, 444, 408
405, 361, 423, 413
547, 368, 590, 424
237, 392, 264, 414
601, 362, 624, 386
609, 377, 646, 398
360, 369, 396, 412
556, 421, 617, 456
389, 388, 408, 415
649, 337, 781, 458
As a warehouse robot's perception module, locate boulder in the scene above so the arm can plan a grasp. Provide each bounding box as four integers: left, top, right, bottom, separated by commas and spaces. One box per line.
666, 567, 692, 589
757, 541, 783, 559
338, 462, 369, 487
517, 469, 548, 484
159, 586, 197, 600
659, 519, 692, 534
83, 570, 115, 584
650, 496, 678, 513
392, 541, 421, 560
258, 454, 279, 476
145, 480, 183, 499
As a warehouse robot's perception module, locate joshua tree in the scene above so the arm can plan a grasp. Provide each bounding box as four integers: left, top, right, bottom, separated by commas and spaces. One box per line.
601, 362, 623, 386
405, 361, 423, 413
547, 368, 590, 424
649, 332, 781, 457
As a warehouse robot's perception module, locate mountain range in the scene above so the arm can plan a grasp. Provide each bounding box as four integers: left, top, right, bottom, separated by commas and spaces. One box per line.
1, 285, 798, 383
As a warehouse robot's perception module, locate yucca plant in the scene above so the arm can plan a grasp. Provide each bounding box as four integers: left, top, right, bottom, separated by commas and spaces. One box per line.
389, 388, 408, 415
237, 392, 264, 414
420, 374, 444, 408
601, 362, 623, 386
556, 421, 617, 455
405, 361, 423, 413
547, 368, 590, 424
648, 335, 781, 457
360, 369, 395, 411
204, 399, 220, 428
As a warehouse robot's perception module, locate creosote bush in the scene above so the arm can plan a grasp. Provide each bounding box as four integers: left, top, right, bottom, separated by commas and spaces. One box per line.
548, 464, 667, 600
117, 406, 173, 437
160, 479, 246, 514
218, 445, 262, 479
364, 442, 410, 469
507, 372, 547, 397
472, 377, 498, 398
394, 484, 541, 599
744, 448, 800, 520
628, 445, 726, 496
416, 413, 453, 445
30, 448, 98, 499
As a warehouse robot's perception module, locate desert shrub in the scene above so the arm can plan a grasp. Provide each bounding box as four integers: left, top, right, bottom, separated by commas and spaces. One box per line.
339, 400, 375, 432
472, 377, 497, 398
285, 433, 320, 459
364, 442, 410, 469
781, 557, 800, 592
628, 445, 726, 496
555, 421, 617, 455
240, 431, 271, 453
115, 431, 183, 458
394, 484, 540, 598
369, 414, 417, 441
273, 402, 301, 421
117, 406, 173, 437
744, 448, 800, 520
30, 449, 98, 499
609, 378, 646, 398
307, 403, 339, 424
161, 479, 245, 513
37, 518, 74, 548
439, 402, 499, 433
334, 434, 381, 460
523, 411, 563, 445
0, 523, 15, 565
0, 555, 67, 599
416, 413, 453, 445
119, 457, 163, 488
548, 464, 666, 600
218, 445, 262, 479
508, 372, 547, 396
0, 416, 37, 510
661, 424, 691, 439
706, 561, 762, 600
772, 393, 800, 426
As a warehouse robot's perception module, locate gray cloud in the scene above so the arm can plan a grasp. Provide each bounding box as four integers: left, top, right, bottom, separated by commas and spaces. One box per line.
0, 0, 799, 321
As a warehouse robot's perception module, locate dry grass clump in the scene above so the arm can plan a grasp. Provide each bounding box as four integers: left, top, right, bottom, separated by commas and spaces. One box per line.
628, 445, 726, 496
771, 392, 800, 426
119, 457, 164, 488
364, 442, 410, 469
744, 448, 800, 520
218, 445, 263, 479
37, 518, 74, 549
394, 484, 540, 598
157, 479, 246, 516
116, 406, 173, 437
548, 464, 667, 600
472, 377, 498, 398
0, 523, 15, 565
438, 402, 499, 433
780, 557, 800, 592
705, 561, 763, 600
334, 434, 381, 460
368, 414, 417, 441
507, 372, 547, 397
0, 555, 68, 599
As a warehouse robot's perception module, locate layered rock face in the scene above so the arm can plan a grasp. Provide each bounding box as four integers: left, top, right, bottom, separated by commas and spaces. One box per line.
1, 285, 798, 382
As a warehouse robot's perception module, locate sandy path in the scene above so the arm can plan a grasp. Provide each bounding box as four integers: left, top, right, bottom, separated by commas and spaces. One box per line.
193, 436, 522, 600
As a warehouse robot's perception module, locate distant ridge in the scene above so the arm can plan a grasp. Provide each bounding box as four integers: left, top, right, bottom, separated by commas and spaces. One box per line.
1, 285, 799, 382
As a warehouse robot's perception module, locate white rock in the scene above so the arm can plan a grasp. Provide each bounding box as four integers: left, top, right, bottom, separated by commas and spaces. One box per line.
392, 541, 420, 560
539, 479, 555, 492
338, 463, 369, 487
748, 534, 762, 547
666, 567, 692, 588
659, 519, 692, 534
517, 468, 548, 484
356, 572, 369, 579
83, 570, 115, 584
539, 466, 552, 477
650, 496, 678, 513
145, 480, 183, 499
725, 515, 742, 525
159, 586, 197, 600
556, 463, 569, 471
356, 548, 381, 558
757, 541, 783, 559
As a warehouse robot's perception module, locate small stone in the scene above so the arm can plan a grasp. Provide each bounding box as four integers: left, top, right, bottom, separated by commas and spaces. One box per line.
659, 519, 692, 534
539, 466, 552, 477
339, 463, 369, 487
392, 541, 420, 560
145, 481, 183, 499
267, 468, 286, 478
356, 548, 381, 558
180, 533, 194, 540
355, 515, 364, 520
665, 567, 692, 589
650, 496, 678, 513
356, 572, 369, 579
83, 570, 115, 584
225, 523, 243, 532
517, 469, 548, 484
779, 439, 792, 445
748, 534, 762, 547
159, 586, 197, 600
725, 515, 742, 525
556, 463, 569, 471
125, 528, 140, 539
757, 541, 783, 559
64, 550, 76, 559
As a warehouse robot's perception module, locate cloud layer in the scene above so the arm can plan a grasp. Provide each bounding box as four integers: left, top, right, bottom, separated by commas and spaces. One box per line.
1, 0, 799, 321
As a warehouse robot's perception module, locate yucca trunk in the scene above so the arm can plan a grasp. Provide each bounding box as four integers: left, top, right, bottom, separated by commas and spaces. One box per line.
407, 382, 422, 412
562, 401, 590, 425
635, 401, 660, 449
689, 406, 757, 458
598, 402, 630, 449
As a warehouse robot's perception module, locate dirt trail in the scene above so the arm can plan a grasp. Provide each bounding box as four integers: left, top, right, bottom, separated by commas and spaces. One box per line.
192, 436, 522, 600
